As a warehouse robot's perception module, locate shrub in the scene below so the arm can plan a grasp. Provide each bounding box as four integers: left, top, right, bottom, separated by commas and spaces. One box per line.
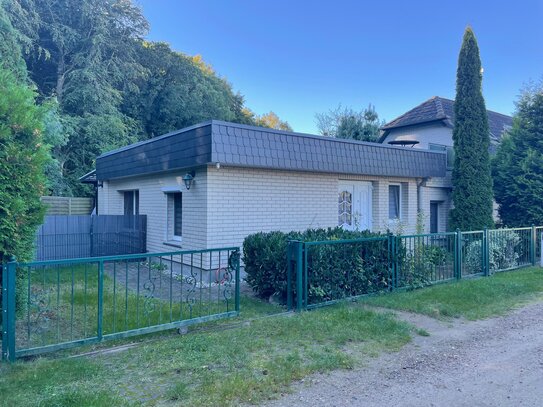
0, 68, 48, 319
464, 230, 521, 273
397, 242, 451, 288
243, 227, 388, 304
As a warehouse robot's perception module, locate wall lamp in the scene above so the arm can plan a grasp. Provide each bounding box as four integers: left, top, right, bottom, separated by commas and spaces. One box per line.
183, 171, 195, 190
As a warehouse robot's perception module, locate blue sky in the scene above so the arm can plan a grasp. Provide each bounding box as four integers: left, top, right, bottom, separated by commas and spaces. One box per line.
138, 0, 543, 134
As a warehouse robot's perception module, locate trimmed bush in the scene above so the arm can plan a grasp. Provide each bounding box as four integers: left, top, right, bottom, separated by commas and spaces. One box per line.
465, 230, 521, 273
243, 227, 388, 304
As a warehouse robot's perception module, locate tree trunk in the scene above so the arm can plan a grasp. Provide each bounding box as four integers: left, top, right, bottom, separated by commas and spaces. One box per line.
56, 53, 66, 103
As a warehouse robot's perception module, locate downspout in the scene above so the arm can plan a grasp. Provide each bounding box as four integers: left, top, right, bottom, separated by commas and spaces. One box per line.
416, 178, 428, 234
417, 178, 429, 214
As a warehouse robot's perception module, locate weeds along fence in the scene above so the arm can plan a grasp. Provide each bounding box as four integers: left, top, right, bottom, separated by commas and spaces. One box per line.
287, 226, 543, 310
2, 248, 240, 362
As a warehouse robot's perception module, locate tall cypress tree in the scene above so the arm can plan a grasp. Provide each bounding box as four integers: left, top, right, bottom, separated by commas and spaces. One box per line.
449, 27, 494, 230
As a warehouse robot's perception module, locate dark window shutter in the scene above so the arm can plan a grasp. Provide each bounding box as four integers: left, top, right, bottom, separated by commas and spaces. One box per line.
174, 193, 182, 236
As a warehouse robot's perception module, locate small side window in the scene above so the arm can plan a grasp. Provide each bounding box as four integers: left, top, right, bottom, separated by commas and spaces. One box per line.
388, 185, 401, 220
123, 190, 139, 215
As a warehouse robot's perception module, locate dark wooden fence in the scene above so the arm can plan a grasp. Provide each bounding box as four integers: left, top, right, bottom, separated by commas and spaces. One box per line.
35, 215, 147, 261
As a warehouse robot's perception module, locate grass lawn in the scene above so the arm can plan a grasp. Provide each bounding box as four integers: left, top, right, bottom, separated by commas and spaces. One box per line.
0, 297, 412, 407
364, 267, 543, 320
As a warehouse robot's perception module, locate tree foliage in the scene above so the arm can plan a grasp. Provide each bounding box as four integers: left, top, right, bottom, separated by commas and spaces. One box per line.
0, 68, 48, 263
0, 3, 27, 80
2, 0, 287, 196
123, 42, 255, 138
315, 104, 383, 141
492, 83, 543, 226
449, 28, 494, 230
254, 111, 292, 131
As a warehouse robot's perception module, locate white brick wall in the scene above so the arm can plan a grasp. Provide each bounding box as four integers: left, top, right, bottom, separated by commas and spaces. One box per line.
98, 168, 207, 253
206, 166, 337, 248
206, 166, 422, 249
99, 165, 434, 254
419, 186, 451, 233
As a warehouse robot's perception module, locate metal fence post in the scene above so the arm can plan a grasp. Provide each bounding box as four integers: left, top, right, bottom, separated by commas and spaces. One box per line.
97, 260, 104, 341
531, 225, 536, 266
483, 228, 490, 276
455, 229, 462, 280
303, 243, 308, 310
290, 240, 304, 312
234, 249, 241, 313
388, 233, 397, 290
286, 242, 293, 311
2, 263, 8, 361
5, 258, 17, 362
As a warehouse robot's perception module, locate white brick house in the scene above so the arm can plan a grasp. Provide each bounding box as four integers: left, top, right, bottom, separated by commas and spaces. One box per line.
94, 120, 448, 253
379, 96, 513, 229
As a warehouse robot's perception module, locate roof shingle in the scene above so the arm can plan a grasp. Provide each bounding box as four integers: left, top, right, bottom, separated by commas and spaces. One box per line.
96, 120, 447, 181
381, 96, 513, 141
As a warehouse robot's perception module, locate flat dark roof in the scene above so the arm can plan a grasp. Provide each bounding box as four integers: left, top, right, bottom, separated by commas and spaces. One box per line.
96, 120, 447, 181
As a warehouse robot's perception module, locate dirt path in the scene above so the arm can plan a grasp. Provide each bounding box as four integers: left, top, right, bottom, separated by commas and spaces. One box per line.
265, 302, 543, 407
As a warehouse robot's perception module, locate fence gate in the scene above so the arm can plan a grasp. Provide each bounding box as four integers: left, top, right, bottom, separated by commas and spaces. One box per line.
2, 247, 240, 361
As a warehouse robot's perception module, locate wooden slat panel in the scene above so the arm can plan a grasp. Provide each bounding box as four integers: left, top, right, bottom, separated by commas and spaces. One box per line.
41, 196, 94, 215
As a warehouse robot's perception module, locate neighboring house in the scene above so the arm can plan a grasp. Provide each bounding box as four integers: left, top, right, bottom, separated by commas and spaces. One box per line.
379, 96, 513, 230
94, 120, 448, 255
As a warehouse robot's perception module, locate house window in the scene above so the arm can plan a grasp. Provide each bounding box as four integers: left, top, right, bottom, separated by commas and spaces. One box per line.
123, 190, 139, 215
338, 190, 352, 226
429, 143, 454, 169
430, 201, 441, 234
388, 185, 401, 220
167, 192, 182, 241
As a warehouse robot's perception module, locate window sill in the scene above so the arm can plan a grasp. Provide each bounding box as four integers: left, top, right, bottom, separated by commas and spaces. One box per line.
164, 241, 183, 249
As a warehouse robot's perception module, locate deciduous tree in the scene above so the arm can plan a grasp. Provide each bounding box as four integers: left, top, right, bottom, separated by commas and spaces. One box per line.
254, 111, 292, 131
315, 104, 382, 141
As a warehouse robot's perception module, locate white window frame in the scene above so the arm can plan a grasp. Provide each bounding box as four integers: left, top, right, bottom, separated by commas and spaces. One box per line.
121, 189, 139, 216
163, 188, 183, 244
388, 183, 402, 222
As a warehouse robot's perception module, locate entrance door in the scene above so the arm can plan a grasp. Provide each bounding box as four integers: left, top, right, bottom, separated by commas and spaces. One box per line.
338, 181, 372, 231
430, 201, 439, 233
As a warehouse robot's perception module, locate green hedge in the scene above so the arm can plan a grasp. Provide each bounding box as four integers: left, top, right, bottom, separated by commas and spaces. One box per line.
243, 227, 389, 304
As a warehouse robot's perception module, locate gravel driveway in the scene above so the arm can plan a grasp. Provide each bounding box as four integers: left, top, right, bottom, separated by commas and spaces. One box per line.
265, 301, 543, 407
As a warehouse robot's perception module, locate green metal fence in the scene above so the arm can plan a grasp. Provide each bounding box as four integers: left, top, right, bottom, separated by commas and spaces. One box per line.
536, 227, 543, 262
459, 231, 485, 277
2, 247, 240, 361
287, 237, 391, 310
288, 226, 542, 311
